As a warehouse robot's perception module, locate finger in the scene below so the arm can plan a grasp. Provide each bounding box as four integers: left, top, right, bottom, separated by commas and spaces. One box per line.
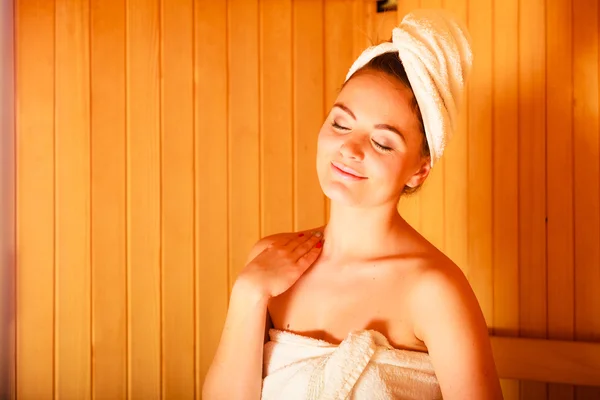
296, 243, 323, 270
284, 229, 322, 251
292, 234, 322, 260
270, 232, 307, 248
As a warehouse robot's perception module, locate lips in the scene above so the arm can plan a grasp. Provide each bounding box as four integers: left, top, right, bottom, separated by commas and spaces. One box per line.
331, 161, 367, 179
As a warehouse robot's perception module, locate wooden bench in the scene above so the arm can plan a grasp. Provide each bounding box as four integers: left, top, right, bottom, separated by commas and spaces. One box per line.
491, 336, 600, 386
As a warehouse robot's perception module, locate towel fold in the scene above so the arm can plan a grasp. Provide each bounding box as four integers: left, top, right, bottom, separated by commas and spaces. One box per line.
262, 329, 442, 400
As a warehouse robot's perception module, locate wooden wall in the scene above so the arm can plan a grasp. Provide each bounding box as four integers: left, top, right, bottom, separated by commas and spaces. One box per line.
1, 0, 16, 398
6, 0, 600, 399
385, 1, 600, 399
390, 1, 600, 399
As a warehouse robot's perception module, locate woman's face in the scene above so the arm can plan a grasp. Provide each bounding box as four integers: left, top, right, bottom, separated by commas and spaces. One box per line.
316, 69, 430, 208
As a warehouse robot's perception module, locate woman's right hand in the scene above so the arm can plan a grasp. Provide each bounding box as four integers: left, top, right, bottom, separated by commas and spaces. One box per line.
236, 230, 324, 299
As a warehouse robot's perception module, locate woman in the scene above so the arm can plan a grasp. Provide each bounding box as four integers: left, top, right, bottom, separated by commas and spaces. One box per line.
203, 9, 503, 400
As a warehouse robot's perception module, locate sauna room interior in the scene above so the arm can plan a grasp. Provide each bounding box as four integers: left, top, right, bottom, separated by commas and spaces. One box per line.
1, 0, 599, 399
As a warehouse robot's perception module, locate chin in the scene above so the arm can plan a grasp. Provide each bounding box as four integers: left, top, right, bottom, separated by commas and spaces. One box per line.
322, 183, 357, 204
320, 175, 403, 209
318, 176, 369, 207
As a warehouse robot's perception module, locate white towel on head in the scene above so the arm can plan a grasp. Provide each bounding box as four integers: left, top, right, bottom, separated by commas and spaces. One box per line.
345, 10, 473, 166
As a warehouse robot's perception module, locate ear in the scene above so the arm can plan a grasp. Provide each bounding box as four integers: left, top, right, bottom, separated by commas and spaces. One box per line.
405, 157, 431, 188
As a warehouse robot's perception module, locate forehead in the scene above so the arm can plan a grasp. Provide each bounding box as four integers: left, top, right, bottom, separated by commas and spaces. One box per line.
336, 70, 420, 130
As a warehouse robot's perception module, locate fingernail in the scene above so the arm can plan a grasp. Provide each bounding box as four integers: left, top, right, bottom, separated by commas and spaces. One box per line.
298, 233, 305, 237
314, 231, 322, 238
316, 241, 323, 248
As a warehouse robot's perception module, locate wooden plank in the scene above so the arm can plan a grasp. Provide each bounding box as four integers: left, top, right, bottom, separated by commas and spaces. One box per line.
396, 0, 420, 22
518, 0, 548, 398
420, 0, 440, 8
0, 0, 16, 396
398, 194, 421, 232
15, 1, 55, 398
546, 0, 575, 398
55, 0, 91, 398
491, 336, 600, 387
417, 0, 446, 253
573, 0, 600, 398
90, 0, 127, 397
395, 2, 421, 231
395, 1, 421, 231
228, 0, 260, 287
442, 0, 469, 278
365, 0, 374, 47
371, 8, 397, 44
160, 0, 195, 397
260, 0, 293, 236
293, 0, 326, 231
352, 0, 368, 60
467, 0, 494, 327
195, 0, 229, 391
126, 0, 161, 398
324, 0, 355, 222
492, 0, 520, 397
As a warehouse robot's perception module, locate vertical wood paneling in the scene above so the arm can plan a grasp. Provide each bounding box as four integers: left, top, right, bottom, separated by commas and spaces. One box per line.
493, 0, 520, 398
90, 0, 127, 397
547, 0, 575, 398
160, 0, 195, 397
395, 6, 422, 232
418, 0, 446, 255
394, 5, 423, 233
324, 0, 353, 98
126, 0, 161, 398
293, 0, 326, 231
519, 0, 548, 398
324, 0, 355, 222
396, 0, 420, 20
352, 0, 367, 59
467, 0, 494, 326
55, 0, 91, 398
443, 0, 469, 277
228, 0, 260, 287
260, 0, 293, 236
573, 0, 600, 399
0, 0, 15, 396
195, 0, 229, 391
15, 1, 55, 398
371, 6, 397, 44
10, 1, 600, 398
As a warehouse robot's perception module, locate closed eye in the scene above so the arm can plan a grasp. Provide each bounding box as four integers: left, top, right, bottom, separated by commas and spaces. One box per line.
372, 140, 393, 152
332, 121, 350, 131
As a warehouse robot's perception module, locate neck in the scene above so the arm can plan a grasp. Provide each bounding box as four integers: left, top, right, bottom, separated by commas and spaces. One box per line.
321, 200, 406, 262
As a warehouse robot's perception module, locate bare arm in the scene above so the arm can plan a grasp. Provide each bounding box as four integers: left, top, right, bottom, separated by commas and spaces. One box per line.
202, 237, 274, 400
202, 279, 269, 400
412, 265, 504, 400
202, 231, 323, 400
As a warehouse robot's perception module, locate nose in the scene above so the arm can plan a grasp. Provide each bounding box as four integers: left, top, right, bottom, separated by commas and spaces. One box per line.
339, 135, 365, 161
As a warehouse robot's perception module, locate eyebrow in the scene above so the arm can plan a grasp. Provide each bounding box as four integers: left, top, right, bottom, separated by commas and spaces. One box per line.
333, 102, 356, 119
332, 102, 406, 142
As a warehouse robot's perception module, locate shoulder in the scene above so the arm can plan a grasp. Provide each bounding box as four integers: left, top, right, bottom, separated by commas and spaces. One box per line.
408, 256, 482, 341
405, 257, 503, 398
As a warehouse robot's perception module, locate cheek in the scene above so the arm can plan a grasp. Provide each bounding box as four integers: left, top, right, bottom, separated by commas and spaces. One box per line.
371, 159, 396, 180
370, 157, 406, 189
